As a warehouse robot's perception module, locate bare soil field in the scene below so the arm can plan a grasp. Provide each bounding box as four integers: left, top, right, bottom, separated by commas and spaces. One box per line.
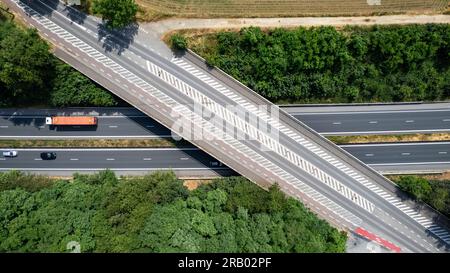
137, 0, 448, 20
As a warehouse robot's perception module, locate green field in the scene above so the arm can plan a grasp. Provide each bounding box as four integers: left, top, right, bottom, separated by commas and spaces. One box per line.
137, 0, 448, 20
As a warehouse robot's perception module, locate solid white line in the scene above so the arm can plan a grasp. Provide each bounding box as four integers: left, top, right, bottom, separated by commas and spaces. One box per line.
0, 126, 8, 128
70, 158, 79, 161
106, 158, 115, 161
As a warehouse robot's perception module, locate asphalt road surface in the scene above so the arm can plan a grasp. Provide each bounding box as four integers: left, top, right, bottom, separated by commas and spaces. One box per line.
2, 104, 450, 138
4, 0, 449, 253
2, 143, 449, 174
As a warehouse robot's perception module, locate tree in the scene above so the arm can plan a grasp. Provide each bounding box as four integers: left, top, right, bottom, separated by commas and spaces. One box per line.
0, 23, 54, 106
397, 176, 432, 201
170, 34, 188, 50
50, 63, 118, 107
92, 0, 138, 29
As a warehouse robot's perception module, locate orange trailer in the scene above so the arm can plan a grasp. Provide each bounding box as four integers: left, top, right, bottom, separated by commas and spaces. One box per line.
45, 116, 98, 126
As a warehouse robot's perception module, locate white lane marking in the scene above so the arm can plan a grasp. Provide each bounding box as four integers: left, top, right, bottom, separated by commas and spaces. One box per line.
405, 120, 415, 123
401, 153, 411, 156
0, 126, 8, 128
365, 154, 374, 157
34, 158, 42, 161
0, 158, 5, 161
70, 158, 79, 161
369, 121, 378, 124
108, 125, 118, 128
332, 122, 342, 125
106, 158, 115, 161
438, 152, 448, 154
443, 119, 450, 122
143, 158, 152, 161
180, 157, 189, 160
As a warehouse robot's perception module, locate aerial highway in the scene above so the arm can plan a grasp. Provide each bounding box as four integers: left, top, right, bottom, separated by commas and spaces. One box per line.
2, 104, 450, 138
2, 142, 450, 175
4, 0, 449, 252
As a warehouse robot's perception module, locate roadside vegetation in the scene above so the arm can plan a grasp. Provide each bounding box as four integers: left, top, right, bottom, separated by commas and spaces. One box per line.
391, 175, 450, 218
0, 19, 121, 107
328, 133, 450, 145
0, 170, 346, 252
0, 138, 182, 148
180, 24, 450, 104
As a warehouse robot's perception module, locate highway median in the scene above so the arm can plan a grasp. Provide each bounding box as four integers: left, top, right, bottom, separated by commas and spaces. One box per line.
328, 133, 450, 145
0, 138, 185, 148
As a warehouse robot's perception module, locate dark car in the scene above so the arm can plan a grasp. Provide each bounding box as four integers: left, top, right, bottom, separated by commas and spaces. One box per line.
41, 152, 57, 160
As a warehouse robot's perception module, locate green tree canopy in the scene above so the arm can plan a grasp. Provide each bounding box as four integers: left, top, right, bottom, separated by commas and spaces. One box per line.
92, 0, 139, 29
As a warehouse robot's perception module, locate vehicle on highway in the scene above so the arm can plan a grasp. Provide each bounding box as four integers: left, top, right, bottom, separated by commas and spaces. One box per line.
2, 150, 18, 157
210, 161, 223, 167
46, 116, 98, 126
40, 152, 57, 160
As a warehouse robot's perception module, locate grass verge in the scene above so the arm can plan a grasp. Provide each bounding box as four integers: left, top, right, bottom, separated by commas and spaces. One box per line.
0, 138, 190, 148
327, 133, 450, 145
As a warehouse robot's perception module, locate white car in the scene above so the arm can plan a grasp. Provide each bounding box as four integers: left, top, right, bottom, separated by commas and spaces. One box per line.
3, 150, 18, 157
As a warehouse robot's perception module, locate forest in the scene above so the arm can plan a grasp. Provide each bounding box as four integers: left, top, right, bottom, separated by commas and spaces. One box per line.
195, 24, 450, 103
0, 20, 120, 107
0, 170, 347, 253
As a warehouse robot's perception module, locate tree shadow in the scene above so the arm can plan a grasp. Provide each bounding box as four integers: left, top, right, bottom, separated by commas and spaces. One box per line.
21, 0, 58, 17
2, 116, 45, 129
63, 2, 87, 25
98, 22, 139, 56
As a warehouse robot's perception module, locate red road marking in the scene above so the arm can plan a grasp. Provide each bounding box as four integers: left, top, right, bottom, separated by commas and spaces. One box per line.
355, 227, 401, 253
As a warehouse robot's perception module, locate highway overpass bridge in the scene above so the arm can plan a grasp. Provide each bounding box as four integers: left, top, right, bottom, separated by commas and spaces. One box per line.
4, 0, 450, 252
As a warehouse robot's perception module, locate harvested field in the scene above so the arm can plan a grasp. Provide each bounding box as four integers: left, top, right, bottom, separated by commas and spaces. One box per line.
137, 0, 448, 20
